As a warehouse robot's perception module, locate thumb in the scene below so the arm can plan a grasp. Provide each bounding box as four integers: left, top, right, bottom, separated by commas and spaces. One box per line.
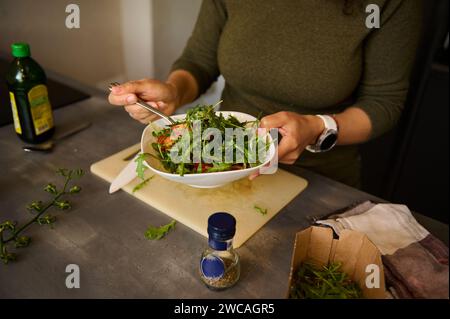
260, 112, 290, 129
111, 80, 149, 94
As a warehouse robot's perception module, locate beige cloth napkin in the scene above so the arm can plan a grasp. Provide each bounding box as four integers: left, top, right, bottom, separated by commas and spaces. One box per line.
317, 202, 448, 299
317, 203, 429, 255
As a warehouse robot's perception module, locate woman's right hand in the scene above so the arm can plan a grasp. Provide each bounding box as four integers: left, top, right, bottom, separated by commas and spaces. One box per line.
108, 78, 179, 124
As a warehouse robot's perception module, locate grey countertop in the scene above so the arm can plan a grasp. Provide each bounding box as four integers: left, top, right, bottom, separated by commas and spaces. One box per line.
0, 96, 447, 298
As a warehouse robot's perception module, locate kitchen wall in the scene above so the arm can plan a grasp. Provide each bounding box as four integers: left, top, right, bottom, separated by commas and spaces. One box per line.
153, 0, 201, 80
0, 0, 223, 102
0, 0, 153, 89
152, 0, 224, 108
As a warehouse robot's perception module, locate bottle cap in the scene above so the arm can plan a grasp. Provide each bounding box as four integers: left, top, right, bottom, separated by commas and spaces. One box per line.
11, 43, 31, 58
207, 212, 236, 242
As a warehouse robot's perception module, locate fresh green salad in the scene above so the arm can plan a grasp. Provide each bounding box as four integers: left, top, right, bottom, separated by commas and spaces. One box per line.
289, 262, 363, 299
141, 104, 270, 176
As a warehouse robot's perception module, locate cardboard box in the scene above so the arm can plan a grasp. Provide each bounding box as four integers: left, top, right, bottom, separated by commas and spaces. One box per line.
288, 226, 386, 299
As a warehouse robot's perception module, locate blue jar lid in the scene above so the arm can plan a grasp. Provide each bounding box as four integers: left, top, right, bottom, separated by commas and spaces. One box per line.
207, 212, 236, 241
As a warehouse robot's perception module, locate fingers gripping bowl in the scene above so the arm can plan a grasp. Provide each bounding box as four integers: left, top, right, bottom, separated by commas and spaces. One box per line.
140, 107, 277, 188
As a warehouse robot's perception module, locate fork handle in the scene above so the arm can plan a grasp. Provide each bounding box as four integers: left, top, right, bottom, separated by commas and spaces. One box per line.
135, 98, 176, 124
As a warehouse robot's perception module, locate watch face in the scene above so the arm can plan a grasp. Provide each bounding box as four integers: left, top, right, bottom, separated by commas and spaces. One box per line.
320, 133, 338, 151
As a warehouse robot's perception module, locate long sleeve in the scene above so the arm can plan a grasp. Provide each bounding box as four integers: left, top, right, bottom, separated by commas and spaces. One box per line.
171, 0, 227, 96
354, 0, 423, 139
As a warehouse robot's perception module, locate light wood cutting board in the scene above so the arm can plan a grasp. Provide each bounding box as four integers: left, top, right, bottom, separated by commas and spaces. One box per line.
90, 143, 308, 248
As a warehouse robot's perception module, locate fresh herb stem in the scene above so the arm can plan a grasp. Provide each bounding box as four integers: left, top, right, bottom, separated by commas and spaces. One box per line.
0, 168, 84, 264
289, 262, 362, 299
6, 174, 71, 243
254, 205, 268, 215
211, 100, 223, 109
132, 176, 154, 193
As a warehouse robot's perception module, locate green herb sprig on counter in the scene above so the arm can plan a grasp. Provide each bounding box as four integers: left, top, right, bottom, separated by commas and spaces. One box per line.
289, 262, 362, 299
145, 220, 176, 240
254, 205, 268, 215
132, 176, 154, 194
0, 168, 84, 264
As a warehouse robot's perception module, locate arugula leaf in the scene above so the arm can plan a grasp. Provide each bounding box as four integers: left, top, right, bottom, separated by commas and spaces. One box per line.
150, 103, 272, 175
134, 153, 150, 180
254, 205, 268, 215
290, 262, 362, 299
145, 220, 176, 240
132, 176, 154, 193
206, 162, 232, 173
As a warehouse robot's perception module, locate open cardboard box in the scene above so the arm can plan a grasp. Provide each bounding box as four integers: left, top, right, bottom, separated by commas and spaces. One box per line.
288, 226, 386, 299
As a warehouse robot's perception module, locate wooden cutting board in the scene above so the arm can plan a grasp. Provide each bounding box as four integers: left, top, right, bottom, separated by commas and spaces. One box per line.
90, 143, 308, 248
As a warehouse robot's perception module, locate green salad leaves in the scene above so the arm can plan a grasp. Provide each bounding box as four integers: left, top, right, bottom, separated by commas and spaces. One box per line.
289, 262, 362, 299
145, 220, 176, 240
150, 104, 269, 176
135, 153, 150, 180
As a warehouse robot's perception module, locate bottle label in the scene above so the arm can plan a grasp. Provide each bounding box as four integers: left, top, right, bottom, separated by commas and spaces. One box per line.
200, 255, 225, 281
27, 84, 53, 135
9, 92, 22, 134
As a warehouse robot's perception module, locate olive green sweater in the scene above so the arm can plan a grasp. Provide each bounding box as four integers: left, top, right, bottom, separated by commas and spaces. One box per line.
172, 0, 423, 186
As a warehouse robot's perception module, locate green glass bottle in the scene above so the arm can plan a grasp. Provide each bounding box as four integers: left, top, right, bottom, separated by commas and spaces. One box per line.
6, 42, 55, 144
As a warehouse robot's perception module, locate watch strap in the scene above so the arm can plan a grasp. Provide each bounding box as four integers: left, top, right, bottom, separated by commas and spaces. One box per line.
317, 115, 337, 131
305, 115, 338, 153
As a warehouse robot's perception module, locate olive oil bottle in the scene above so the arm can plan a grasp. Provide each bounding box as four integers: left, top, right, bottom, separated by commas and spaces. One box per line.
6, 43, 54, 144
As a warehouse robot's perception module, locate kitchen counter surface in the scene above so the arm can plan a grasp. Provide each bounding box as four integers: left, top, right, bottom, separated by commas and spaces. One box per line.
0, 95, 447, 298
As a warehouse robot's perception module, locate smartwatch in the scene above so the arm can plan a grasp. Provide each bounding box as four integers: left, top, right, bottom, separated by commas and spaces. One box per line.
305, 115, 338, 153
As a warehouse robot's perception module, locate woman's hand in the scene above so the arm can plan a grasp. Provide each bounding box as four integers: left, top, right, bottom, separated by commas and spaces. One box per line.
108, 79, 179, 124
260, 111, 324, 164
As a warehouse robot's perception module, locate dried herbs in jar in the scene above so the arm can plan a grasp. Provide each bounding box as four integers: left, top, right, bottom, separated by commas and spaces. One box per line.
200, 212, 240, 290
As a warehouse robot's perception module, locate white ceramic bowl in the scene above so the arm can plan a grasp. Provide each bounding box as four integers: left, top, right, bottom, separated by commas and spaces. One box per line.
140, 111, 276, 188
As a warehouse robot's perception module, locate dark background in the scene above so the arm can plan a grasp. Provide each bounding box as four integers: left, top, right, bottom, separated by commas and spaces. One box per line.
360, 0, 449, 223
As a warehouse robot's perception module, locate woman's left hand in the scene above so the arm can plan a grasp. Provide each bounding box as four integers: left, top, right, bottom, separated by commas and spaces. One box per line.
260, 111, 325, 163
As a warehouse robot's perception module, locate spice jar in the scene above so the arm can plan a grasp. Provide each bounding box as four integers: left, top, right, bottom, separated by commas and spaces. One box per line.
200, 212, 240, 290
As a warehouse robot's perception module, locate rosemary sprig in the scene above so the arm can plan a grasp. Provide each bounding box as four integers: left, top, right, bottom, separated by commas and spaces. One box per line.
0, 168, 84, 264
